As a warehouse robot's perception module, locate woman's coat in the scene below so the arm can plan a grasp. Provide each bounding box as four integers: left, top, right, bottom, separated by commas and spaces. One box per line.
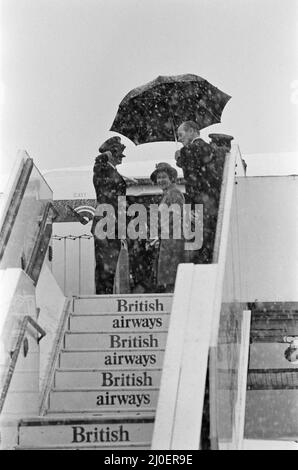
156, 184, 185, 287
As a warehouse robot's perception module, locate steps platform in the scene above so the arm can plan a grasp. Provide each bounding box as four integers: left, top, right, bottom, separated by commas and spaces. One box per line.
64, 331, 168, 350
69, 313, 170, 333
59, 349, 166, 369
14, 294, 173, 449
73, 294, 172, 315
18, 414, 154, 449
54, 368, 162, 390
48, 388, 159, 413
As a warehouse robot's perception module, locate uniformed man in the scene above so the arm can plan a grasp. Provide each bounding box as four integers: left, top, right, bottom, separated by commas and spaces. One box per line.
91, 136, 127, 294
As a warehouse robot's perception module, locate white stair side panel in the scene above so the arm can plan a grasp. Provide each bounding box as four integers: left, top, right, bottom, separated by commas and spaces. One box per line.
48, 389, 159, 413
59, 349, 165, 370
64, 331, 168, 350
5, 370, 39, 392
152, 264, 217, 450
171, 266, 217, 449
55, 369, 162, 390
151, 264, 195, 449
2, 392, 40, 416
69, 313, 170, 333
73, 295, 172, 314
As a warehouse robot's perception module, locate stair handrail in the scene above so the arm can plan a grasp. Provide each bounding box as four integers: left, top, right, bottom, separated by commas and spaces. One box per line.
0, 315, 46, 414
212, 151, 232, 264
0, 151, 30, 231
210, 145, 239, 345
209, 145, 243, 449
39, 298, 72, 415
25, 201, 59, 285
0, 156, 34, 262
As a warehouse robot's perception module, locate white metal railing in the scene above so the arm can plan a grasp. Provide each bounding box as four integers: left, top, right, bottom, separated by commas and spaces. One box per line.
0, 152, 53, 284
39, 298, 71, 415
51, 233, 94, 296
0, 150, 29, 232
0, 315, 46, 414
0, 156, 33, 262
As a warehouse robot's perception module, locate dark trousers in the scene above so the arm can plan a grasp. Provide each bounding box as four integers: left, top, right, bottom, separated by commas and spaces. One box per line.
94, 238, 121, 295
193, 226, 216, 264
185, 223, 217, 264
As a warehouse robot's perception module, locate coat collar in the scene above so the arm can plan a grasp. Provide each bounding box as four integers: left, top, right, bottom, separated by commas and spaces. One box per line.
162, 182, 177, 194
107, 161, 116, 170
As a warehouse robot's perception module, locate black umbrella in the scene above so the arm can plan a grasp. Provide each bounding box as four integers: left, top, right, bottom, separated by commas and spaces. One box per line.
110, 74, 231, 145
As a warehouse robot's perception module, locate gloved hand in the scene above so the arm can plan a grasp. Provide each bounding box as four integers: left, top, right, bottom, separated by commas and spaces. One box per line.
174, 149, 181, 161
146, 238, 159, 249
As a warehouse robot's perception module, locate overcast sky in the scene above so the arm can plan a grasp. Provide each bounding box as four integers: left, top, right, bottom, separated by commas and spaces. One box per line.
0, 0, 297, 177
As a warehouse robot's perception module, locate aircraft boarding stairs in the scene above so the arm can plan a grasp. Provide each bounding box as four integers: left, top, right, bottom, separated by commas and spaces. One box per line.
17, 294, 172, 449
1, 145, 268, 450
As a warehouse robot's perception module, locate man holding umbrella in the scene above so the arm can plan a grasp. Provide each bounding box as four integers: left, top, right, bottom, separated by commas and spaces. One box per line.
175, 120, 225, 263
109, 74, 231, 264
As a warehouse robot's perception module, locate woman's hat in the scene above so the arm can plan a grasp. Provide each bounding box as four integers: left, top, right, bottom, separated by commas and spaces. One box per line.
99, 136, 126, 154
150, 162, 178, 183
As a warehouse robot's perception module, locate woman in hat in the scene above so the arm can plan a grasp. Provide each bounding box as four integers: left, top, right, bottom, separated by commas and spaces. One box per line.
150, 162, 185, 293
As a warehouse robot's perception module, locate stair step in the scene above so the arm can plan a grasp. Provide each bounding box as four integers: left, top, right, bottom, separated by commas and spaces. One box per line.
54, 369, 162, 390
64, 331, 168, 350
73, 294, 172, 314
17, 294, 171, 449
18, 415, 154, 449
59, 349, 165, 369
69, 313, 170, 333
17, 443, 151, 450
48, 389, 159, 413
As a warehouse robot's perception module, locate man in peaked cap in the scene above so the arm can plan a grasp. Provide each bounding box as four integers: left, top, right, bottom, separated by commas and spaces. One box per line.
98, 136, 126, 155
91, 136, 127, 294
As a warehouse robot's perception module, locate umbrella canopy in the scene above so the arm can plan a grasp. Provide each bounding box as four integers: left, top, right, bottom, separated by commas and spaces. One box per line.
110, 74, 231, 145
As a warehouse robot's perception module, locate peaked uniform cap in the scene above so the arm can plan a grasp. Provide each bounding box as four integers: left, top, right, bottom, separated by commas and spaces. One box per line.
99, 136, 126, 154
208, 133, 234, 143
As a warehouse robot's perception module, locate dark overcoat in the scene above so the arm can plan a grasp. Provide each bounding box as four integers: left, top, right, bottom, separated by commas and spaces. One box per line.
91, 154, 127, 294
176, 138, 225, 263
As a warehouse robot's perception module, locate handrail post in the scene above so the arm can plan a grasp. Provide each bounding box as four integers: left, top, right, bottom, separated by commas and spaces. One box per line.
209, 145, 238, 449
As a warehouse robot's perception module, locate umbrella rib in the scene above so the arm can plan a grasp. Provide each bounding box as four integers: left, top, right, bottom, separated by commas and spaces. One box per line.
197, 100, 221, 121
